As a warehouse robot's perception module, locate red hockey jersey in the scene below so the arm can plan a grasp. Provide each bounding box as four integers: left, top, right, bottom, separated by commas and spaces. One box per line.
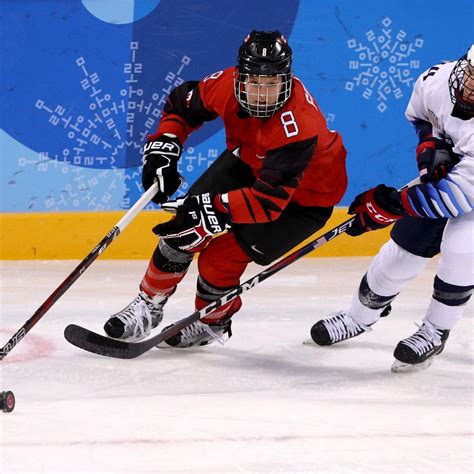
153, 67, 347, 224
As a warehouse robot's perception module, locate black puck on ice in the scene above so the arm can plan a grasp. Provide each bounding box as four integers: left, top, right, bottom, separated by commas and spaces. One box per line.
0, 391, 15, 412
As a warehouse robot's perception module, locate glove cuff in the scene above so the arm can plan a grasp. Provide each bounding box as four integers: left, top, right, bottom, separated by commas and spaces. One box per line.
213, 193, 229, 214
416, 139, 435, 158
398, 189, 419, 217
372, 185, 406, 220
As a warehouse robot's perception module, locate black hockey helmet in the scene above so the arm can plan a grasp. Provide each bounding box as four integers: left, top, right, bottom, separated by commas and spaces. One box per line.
448, 44, 474, 117
237, 30, 292, 75
234, 31, 293, 118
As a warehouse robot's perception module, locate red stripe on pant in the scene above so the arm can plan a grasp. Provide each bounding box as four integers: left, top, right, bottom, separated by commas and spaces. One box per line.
140, 258, 187, 297
196, 294, 242, 323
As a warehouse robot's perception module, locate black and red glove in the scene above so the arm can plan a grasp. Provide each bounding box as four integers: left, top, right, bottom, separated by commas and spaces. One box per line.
153, 192, 231, 251
142, 133, 184, 204
346, 184, 407, 237
416, 136, 460, 183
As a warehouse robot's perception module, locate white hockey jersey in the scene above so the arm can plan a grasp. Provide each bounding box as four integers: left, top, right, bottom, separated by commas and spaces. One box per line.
404, 62, 473, 218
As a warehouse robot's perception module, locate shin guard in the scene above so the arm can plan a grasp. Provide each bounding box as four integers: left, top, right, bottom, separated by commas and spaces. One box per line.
195, 275, 242, 323
141, 239, 193, 297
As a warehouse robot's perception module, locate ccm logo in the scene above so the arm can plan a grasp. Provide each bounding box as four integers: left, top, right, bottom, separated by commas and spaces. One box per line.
367, 201, 396, 223
201, 277, 260, 317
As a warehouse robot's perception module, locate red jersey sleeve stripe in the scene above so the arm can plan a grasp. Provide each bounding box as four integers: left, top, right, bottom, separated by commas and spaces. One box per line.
244, 191, 274, 222
228, 189, 256, 223
251, 186, 290, 210
228, 187, 289, 224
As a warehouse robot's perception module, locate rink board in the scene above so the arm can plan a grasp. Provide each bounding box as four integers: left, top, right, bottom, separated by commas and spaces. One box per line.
0, 208, 391, 259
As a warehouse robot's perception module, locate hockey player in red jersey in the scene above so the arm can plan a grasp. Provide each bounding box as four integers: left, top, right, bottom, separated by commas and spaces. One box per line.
104, 30, 348, 347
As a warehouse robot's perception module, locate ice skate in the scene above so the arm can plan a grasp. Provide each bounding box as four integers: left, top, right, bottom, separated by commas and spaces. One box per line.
391, 320, 450, 373
104, 291, 169, 341
159, 318, 232, 348
309, 310, 372, 346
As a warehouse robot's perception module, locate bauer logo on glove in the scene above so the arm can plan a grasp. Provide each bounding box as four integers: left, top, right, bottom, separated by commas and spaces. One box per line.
143, 139, 181, 157
153, 192, 231, 251
142, 133, 184, 205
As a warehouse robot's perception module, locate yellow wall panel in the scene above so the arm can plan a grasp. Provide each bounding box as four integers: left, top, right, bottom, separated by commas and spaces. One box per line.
0, 208, 391, 260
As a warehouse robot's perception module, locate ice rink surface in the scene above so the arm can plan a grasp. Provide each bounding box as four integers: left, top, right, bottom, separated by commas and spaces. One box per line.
0, 257, 472, 473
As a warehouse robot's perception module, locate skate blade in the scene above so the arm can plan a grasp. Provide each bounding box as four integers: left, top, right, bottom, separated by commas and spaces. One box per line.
391, 357, 434, 373
302, 338, 316, 346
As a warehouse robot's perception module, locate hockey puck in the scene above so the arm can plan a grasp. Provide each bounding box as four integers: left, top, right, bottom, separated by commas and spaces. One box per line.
1, 391, 15, 412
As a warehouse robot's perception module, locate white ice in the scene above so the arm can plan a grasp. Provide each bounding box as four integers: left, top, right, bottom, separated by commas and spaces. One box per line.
0, 258, 473, 473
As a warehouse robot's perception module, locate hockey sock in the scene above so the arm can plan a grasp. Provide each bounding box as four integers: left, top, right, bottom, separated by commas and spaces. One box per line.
425, 276, 473, 329
195, 275, 242, 323
141, 239, 192, 297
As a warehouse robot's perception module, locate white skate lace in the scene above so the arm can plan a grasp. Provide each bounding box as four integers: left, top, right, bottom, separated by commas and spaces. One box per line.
402, 320, 443, 355
324, 312, 372, 343
116, 296, 154, 339
181, 321, 227, 346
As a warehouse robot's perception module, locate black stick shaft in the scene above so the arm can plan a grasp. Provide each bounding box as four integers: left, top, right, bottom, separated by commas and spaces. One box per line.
188, 217, 355, 321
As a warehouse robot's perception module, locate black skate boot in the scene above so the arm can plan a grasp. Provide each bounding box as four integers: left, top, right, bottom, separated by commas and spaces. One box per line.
392, 320, 450, 373
160, 318, 233, 348
310, 311, 372, 346
104, 291, 168, 341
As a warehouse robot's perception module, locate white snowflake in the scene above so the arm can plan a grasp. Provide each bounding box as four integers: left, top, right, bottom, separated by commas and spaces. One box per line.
32, 42, 191, 210
345, 16, 424, 113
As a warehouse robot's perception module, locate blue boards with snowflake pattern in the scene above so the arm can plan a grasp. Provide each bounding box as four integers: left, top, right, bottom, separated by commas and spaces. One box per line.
1, 0, 472, 211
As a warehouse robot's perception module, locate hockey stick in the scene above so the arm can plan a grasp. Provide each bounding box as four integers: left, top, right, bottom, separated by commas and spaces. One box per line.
0, 183, 159, 361
64, 216, 356, 358
64, 178, 420, 359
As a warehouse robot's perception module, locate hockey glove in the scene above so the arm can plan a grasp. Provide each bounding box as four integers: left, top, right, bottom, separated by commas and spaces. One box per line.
153, 192, 231, 251
416, 136, 460, 183
346, 184, 406, 236
142, 133, 184, 204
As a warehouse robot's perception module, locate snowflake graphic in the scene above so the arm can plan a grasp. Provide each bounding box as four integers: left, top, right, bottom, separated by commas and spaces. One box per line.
31, 42, 192, 210
16, 153, 129, 211
345, 17, 424, 113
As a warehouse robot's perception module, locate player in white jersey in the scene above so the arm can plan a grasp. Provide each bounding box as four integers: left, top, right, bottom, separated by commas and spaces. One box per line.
310, 45, 474, 372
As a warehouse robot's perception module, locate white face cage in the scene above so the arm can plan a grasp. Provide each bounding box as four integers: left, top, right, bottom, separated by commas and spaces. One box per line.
233, 72, 292, 118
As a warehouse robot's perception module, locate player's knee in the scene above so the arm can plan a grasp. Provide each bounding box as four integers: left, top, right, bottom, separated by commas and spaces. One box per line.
366, 239, 429, 297
437, 247, 474, 287
198, 233, 251, 287
358, 273, 398, 309
380, 239, 429, 280
433, 276, 474, 307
